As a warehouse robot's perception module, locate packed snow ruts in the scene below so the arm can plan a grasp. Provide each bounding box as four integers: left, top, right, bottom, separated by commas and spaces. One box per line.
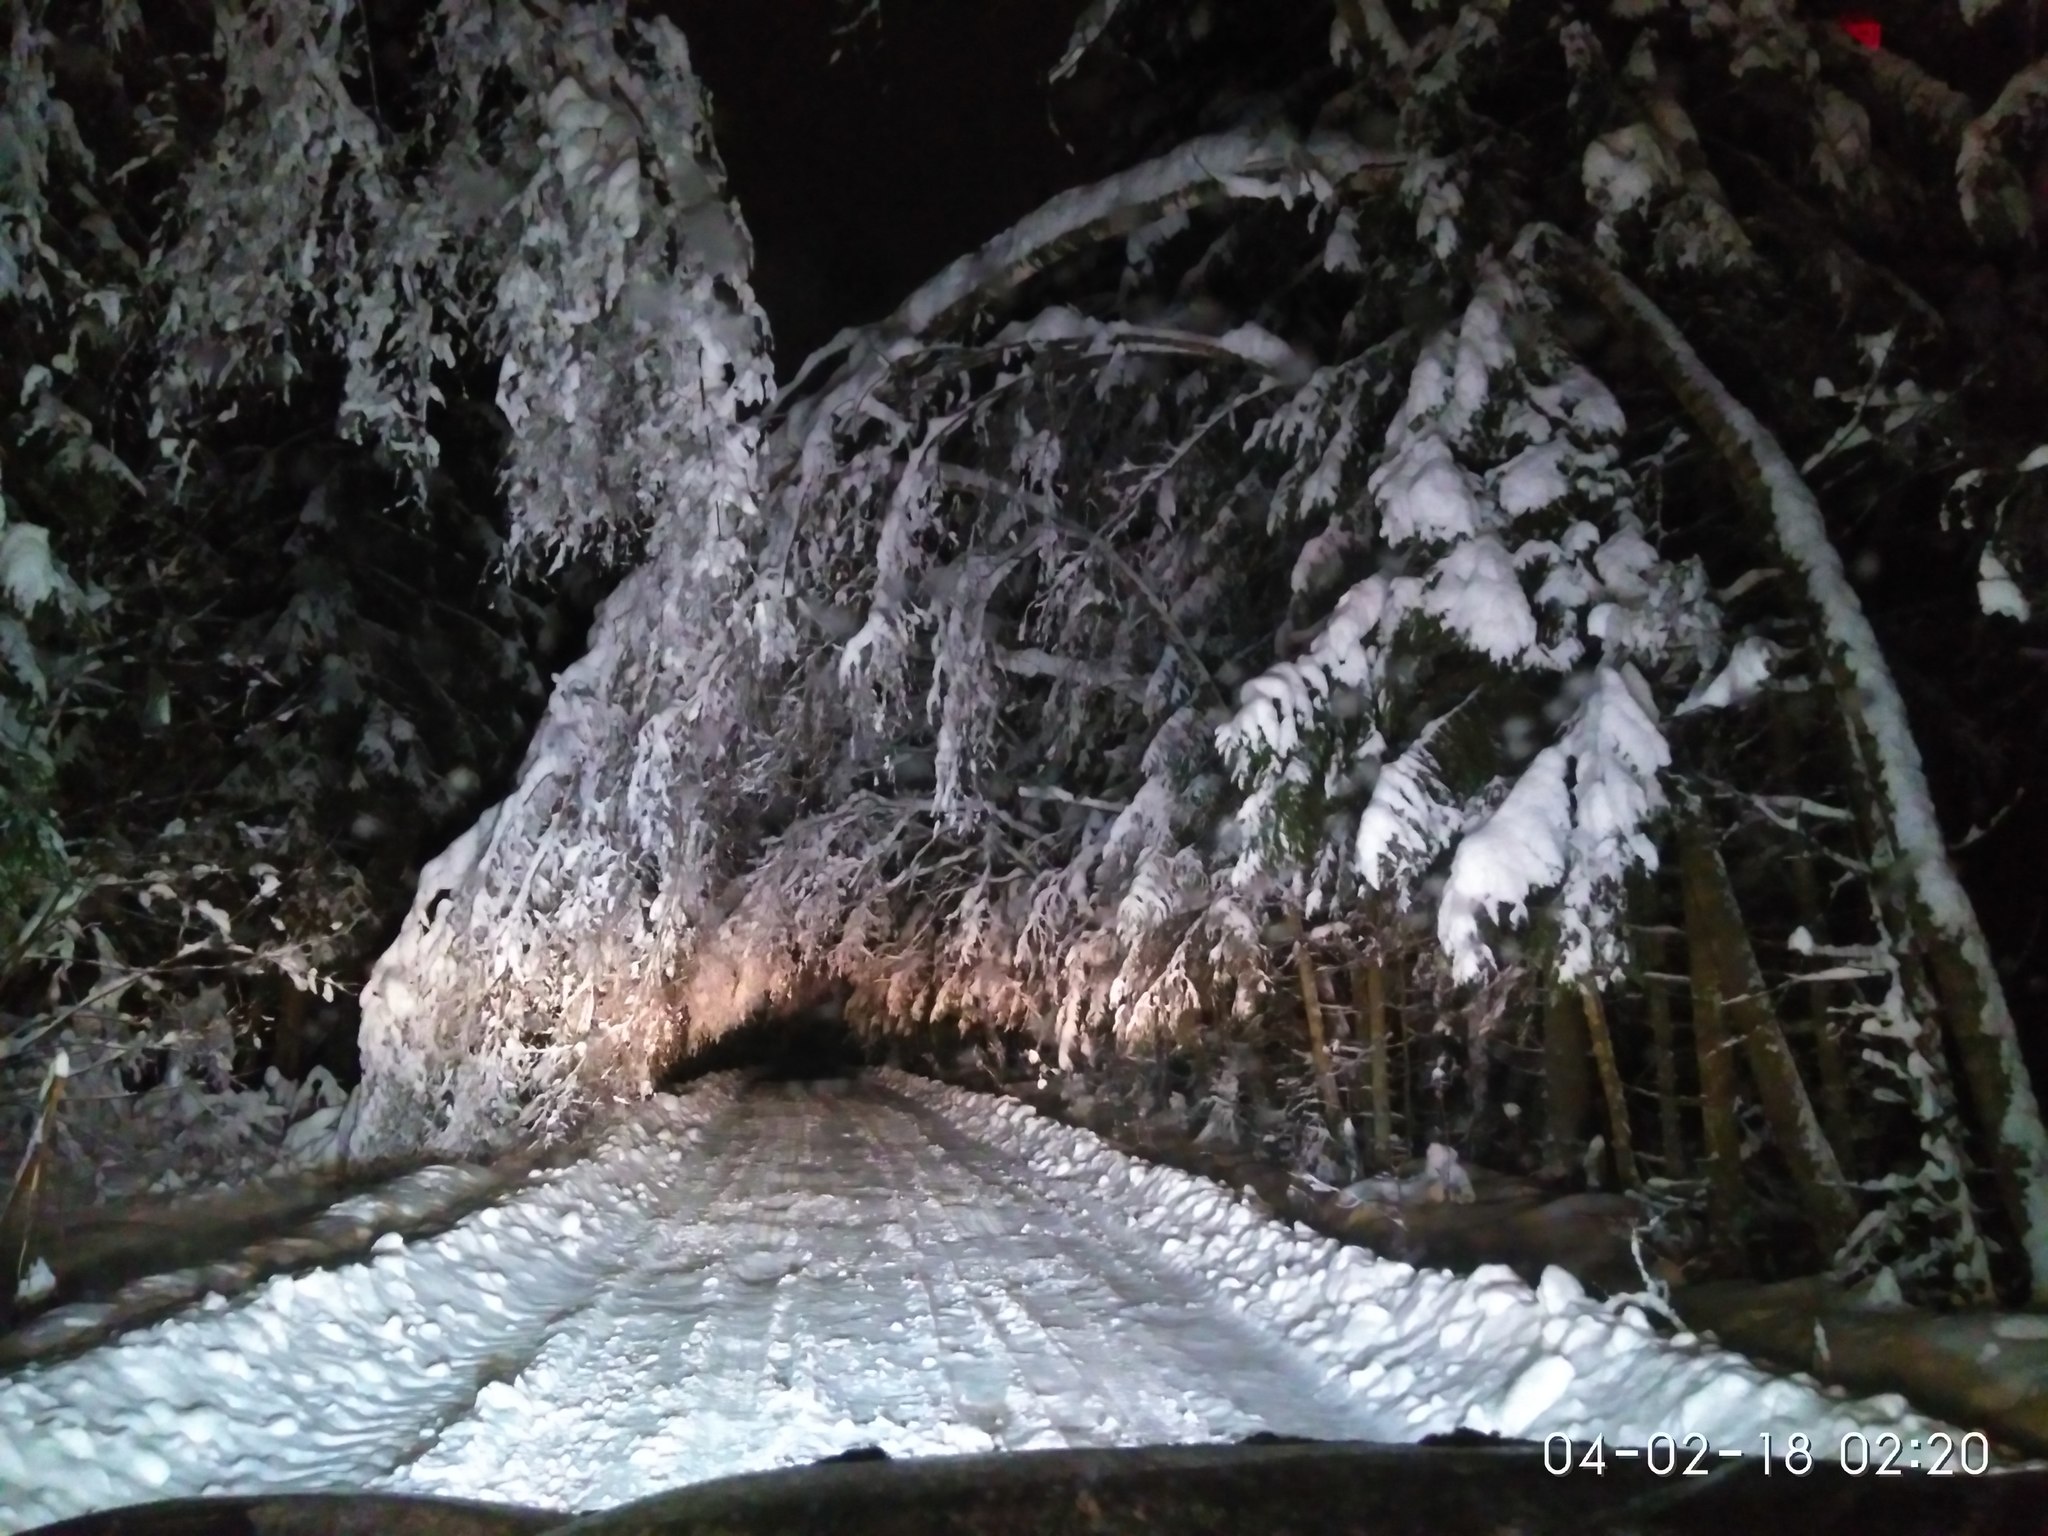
0, 1072, 1971, 1535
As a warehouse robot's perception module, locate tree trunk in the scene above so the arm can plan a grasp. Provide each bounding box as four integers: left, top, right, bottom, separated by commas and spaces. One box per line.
1787, 848, 1857, 1159
1360, 960, 1391, 1164
1541, 970, 1591, 1176
1774, 705, 1858, 1162
1568, 245, 2048, 1300
1579, 983, 1638, 1189
1318, 960, 1359, 1173
1466, 1001, 1494, 1163
1680, 823, 1859, 1258
1394, 962, 1413, 1158
4, 1067, 62, 1297
273, 975, 308, 1082
1636, 926, 1687, 1176
1294, 939, 1343, 1137
1682, 841, 1747, 1266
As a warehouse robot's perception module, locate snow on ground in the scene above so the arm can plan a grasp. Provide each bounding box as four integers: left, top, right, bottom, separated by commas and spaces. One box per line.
884, 1072, 1949, 1449
0, 1078, 739, 1530
4, 1159, 518, 1363
0, 1072, 1954, 1533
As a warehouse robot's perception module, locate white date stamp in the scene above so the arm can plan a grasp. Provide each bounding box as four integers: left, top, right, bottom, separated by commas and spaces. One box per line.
1542, 1430, 1993, 1476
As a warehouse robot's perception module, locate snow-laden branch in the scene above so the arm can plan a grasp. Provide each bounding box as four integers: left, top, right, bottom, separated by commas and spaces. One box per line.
1051, 0, 1128, 81
901, 127, 1396, 339
1959, 57, 2048, 246
146, 0, 770, 565
778, 125, 1401, 420
1817, 26, 1974, 145
1221, 253, 1708, 957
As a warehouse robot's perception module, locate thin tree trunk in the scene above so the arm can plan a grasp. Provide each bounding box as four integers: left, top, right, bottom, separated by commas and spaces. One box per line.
1358, 959, 1392, 1164
4, 1067, 62, 1297
1569, 245, 2048, 1300
1318, 960, 1359, 1174
1579, 983, 1638, 1189
1467, 1001, 1494, 1163
1343, 962, 1392, 1163
1541, 970, 1591, 1175
1394, 961, 1413, 1159
1681, 823, 1859, 1257
273, 975, 308, 1082
1775, 703, 1858, 1161
1788, 847, 1857, 1158
1637, 926, 1687, 1176
1682, 838, 1747, 1266
1295, 940, 1343, 1136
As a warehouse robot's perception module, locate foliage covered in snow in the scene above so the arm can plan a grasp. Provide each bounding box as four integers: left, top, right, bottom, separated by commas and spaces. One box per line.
1221, 259, 1717, 984
8, 0, 2047, 1304
3, 0, 764, 1173
149, 0, 769, 566
326, 1, 2048, 1307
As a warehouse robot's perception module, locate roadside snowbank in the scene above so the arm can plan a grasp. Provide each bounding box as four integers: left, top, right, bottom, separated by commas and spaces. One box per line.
883, 1071, 1954, 1451
0, 1080, 741, 1532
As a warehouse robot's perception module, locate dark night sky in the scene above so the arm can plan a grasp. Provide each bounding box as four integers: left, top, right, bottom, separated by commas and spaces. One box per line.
665, 0, 1096, 374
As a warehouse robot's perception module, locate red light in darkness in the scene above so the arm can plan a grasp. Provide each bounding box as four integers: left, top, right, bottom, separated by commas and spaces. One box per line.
1839, 14, 1882, 48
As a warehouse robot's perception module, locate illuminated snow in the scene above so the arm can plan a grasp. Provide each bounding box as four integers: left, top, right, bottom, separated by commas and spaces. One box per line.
0, 1073, 1956, 1532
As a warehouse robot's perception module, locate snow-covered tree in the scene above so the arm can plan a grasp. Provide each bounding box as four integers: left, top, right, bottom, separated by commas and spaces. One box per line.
1221, 253, 1719, 990
9, 0, 2048, 1302
2, 0, 765, 1173
341, 0, 2048, 1300
320, 0, 774, 1154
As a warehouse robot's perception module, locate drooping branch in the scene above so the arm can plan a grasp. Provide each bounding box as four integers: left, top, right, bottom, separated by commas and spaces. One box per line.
894, 128, 1398, 339
778, 126, 1403, 416
1959, 57, 2048, 246
1817, 27, 1975, 146
1049, 513, 1226, 709
1817, 27, 2041, 248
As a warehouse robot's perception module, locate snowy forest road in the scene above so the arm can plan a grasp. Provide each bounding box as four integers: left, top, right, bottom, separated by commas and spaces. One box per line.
0, 1074, 1965, 1533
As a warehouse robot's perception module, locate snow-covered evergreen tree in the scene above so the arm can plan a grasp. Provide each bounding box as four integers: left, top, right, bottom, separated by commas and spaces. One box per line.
9, 0, 2048, 1300
1221, 252, 1719, 990
3, 0, 766, 1172
339, 0, 2048, 1300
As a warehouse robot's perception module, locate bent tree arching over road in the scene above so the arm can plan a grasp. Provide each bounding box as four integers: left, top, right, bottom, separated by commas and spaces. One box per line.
8, 1, 2048, 1523
330, 0, 2048, 1307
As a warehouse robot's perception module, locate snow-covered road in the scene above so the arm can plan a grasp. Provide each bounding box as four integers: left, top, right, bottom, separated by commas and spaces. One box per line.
0, 1073, 1954, 1533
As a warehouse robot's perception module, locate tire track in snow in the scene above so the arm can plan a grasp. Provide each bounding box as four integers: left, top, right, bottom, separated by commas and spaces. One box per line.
370, 1080, 1377, 1518
367, 1086, 776, 1479
856, 1084, 1382, 1443
20, 1071, 1830, 1534
374, 1084, 941, 1509
374, 1084, 798, 1506
881, 1071, 1965, 1453
843, 1091, 1217, 1447
839, 1087, 1127, 1448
